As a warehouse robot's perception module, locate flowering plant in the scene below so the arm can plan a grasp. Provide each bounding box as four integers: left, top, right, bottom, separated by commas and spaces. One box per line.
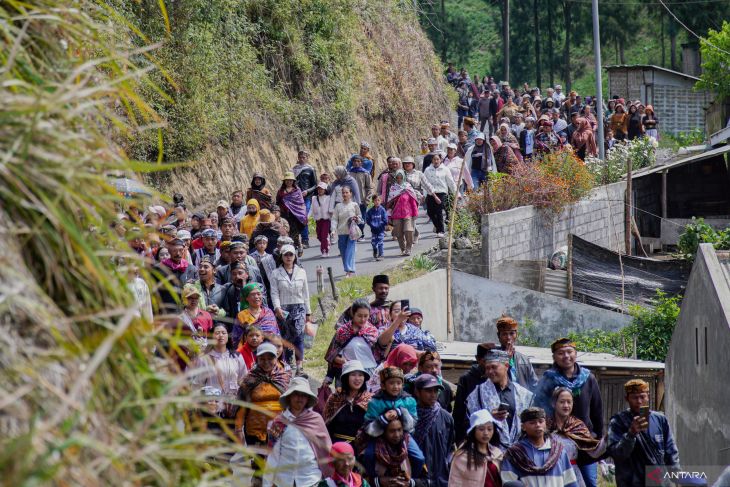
586, 136, 657, 184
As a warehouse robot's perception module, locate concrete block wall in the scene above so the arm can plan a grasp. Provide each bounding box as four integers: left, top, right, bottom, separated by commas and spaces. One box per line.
654, 84, 714, 135
481, 181, 626, 275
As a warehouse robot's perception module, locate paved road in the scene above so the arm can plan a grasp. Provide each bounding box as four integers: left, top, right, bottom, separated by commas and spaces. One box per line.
298, 209, 439, 290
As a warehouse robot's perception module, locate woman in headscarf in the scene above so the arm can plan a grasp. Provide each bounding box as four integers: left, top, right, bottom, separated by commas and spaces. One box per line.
387, 170, 420, 256
190, 323, 248, 425
498, 123, 524, 162
276, 172, 308, 257
367, 343, 419, 393
323, 360, 373, 444
643, 105, 659, 139
548, 387, 606, 487
571, 117, 598, 161
264, 377, 333, 487
449, 410, 504, 486
535, 120, 561, 154
236, 342, 291, 447
627, 103, 644, 140
246, 172, 273, 210
232, 283, 279, 348
609, 103, 628, 140
490, 136, 519, 174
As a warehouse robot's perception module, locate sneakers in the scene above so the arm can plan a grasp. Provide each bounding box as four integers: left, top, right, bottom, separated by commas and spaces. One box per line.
437, 232, 445, 238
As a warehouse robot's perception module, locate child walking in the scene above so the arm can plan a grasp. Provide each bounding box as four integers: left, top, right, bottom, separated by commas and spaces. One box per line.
365, 194, 387, 261
310, 182, 332, 257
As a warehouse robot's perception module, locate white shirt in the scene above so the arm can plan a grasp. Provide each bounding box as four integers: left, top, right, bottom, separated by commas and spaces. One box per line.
424, 163, 457, 195
269, 265, 311, 314
262, 410, 322, 487
443, 156, 474, 192
191, 350, 248, 397
331, 201, 361, 235
309, 194, 332, 220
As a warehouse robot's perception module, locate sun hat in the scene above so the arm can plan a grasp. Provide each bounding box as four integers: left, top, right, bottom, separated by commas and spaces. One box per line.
468, 409, 497, 434
216, 199, 229, 209
283, 171, 296, 181
256, 342, 278, 357
475, 132, 486, 141
279, 377, 317, 409
280, 244, 296, 256
341, 359, 370, 381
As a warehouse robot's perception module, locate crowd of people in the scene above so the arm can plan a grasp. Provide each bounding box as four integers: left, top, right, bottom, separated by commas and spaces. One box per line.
186, 274, 690, 487
445, 65, 660, 163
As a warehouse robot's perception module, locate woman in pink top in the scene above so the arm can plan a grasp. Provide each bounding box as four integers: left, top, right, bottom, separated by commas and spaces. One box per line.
387, 170, 420, 256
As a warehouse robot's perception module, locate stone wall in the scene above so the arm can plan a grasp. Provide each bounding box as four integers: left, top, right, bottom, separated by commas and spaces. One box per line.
480, 181, 626, 277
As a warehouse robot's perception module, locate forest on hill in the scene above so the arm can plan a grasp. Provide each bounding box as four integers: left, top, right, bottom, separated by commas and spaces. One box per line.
417, 0, 730, 95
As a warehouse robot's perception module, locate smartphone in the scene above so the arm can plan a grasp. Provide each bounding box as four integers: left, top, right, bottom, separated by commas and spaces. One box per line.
639, 406, 650, 419
498, 402, 510, 412
400, 299, 410, 310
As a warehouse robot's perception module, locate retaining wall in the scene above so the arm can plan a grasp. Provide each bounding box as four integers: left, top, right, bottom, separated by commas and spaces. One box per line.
481, 181, 626, 276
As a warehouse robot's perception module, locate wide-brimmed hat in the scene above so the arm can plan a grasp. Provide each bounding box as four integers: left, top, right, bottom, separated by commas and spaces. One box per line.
283, 171, 296, 181
341, 359, 370, 381
468, 409, 496, 434
279, 377, 317, 409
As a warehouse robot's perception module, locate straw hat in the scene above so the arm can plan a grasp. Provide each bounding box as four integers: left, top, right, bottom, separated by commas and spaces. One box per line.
279, 377, 317, 409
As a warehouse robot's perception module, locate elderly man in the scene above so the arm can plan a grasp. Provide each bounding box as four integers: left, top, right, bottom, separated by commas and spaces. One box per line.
608, 379, 680, 487
535, 338, 604, 487
466, 349, 534, 449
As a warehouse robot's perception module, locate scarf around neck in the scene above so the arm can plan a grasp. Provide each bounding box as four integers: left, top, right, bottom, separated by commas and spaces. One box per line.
413, 403, 441, 447
323, 390, 373, 423
269, 408, 333, 477
543, 364, 591, 397
548, 415, 601, 451
505, 435, 564, 475
162, 258, 188, 272
240, 363, 290, 398
375, 433, 411, 478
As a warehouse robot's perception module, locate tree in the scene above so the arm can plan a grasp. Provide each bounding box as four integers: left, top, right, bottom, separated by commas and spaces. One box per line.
697, 22, 730, 100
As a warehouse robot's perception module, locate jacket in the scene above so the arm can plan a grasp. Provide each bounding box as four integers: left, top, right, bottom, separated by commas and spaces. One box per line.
463, 143, 495, 174
239, 199, 260, 238
294, 164, 318, 199
416, 407, 454, 487
365, 205, 388, 234
349, 171, 373, 204
309, 194, 332, 221
511, 349, 539, 392
453, 364, 488, 444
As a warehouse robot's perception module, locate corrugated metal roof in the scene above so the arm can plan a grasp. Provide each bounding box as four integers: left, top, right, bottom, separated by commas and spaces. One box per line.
632, 144, 730, 178
438, 341, 665, 370
603, 64, 701, 81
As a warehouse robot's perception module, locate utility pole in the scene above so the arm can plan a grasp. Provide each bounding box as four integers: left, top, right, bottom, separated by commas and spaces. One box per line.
502, 0, 510, 83
534, 0, 541, 88
591, 0, 605, 159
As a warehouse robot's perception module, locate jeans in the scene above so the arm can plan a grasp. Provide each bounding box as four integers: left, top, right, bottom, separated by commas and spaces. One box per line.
471, 168, 487, 188
426, 193, 447, 234
301, 198, 312, 243
371, 230, 385, 256
579, 462, 598, 487
337, 234, 357, 273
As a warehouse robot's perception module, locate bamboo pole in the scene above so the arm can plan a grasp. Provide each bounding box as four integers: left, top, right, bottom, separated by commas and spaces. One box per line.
624, 157, 633, 255
446, 159, 467, 340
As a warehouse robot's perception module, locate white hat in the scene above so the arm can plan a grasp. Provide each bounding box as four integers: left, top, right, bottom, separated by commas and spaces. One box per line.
341, 359, 370, 380
317, 181, 328, 190
475, 132, 486, 141
280, 244, 296, 256
177, 229, 191, 240
256, 342, 278, 357
279, 377, 317, 409
447, 143, 458, 150
468, 409, 496, 434
427, 138, 437, 145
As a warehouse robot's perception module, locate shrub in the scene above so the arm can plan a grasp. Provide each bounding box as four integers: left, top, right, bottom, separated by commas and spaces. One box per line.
406, 254, 437, 272
676, 217, 730, 259
627, 291, 681, 362
451, 206, 481, 242
585, 136, 657, 185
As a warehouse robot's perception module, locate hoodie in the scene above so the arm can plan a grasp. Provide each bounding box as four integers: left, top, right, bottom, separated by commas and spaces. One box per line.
246, 172, 272, 210
239, 199, 260, 238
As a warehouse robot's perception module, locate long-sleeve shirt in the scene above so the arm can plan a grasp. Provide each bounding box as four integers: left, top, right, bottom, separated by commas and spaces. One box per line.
501, 437, 578, 487
263, 410, 322, 487
405, 169, 434, 199
269, 265, 311, 314
309, 194, 332, 221
365, 205, 388, 234
424, 164, 457, 195
329, 177, 362, 211
607, 409, 680, 487
331, 201, 360, 235
443, 156, 474, 191
190, 350, 248, 398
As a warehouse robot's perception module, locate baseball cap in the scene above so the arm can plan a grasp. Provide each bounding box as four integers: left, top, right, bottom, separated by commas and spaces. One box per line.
281, 244, 296, 256
216, 200, 229, 209
414, 373, 443, 391
256, 342, 278, 357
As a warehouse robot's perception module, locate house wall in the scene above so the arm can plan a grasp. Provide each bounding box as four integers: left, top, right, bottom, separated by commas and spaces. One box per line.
666, 245, 730, 470
480, 181, 626, 276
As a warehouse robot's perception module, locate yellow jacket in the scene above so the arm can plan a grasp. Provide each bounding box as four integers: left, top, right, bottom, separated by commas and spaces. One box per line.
240, 198, 260, 238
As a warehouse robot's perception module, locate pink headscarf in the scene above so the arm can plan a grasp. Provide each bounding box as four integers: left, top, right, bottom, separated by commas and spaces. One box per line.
385, 344, 418, 371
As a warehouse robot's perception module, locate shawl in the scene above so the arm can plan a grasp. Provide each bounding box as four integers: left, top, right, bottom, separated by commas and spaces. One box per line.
279, 187, 307, 224
349, 166, 369, 174
327, 320, 379, 363
542, 365, 591, 397
413, 403, 441, 447
571, 118, 597, 155
504, 435, 564, 474
162, 258, 188, 272
494, 146, 519, 174
323, 390, 373, 424
240, 363, 290, 399
387, 182, 419, 204
236, 306, 278, 336
385, 344, 418, 369
375, 434, 411, 478
269, 408, 334, 477
548, 415, 601, 451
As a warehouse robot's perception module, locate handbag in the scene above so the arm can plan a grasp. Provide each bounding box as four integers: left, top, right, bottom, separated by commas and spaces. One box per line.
348, 219, 362, 241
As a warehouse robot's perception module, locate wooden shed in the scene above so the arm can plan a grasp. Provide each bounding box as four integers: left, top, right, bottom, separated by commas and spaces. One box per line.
605, 64, 716, 135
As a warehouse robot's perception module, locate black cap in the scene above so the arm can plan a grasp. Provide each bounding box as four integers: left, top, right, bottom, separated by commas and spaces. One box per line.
372, 274, 389, 286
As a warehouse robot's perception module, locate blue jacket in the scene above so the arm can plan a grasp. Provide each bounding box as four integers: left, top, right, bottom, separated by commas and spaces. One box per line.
365, 390, 418, 424
365, 205, 388, 234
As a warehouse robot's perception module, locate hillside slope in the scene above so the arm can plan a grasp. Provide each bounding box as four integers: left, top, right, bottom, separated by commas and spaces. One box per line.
124, 0, 452, 206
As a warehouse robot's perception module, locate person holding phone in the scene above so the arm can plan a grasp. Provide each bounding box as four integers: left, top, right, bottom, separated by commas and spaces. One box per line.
607, 379, 681, 487
375, 300, 437, 360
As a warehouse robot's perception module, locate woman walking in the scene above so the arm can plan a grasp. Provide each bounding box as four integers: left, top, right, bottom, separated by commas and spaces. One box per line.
331, 186, 361, 277
643, 105, 659, 139
276, 172, 308, 257
387, 170, 420, 256
269, 244, 311, 376
310, 181, 332, 257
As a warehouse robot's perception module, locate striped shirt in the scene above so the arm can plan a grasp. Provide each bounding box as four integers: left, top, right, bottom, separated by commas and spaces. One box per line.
501, 437, 578, 487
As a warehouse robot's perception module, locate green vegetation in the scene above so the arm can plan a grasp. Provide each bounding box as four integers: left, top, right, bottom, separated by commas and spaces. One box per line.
586, 136, 659, 185
659, 128, 706, 150
677, 218, 730, 260
306, 261, 431, 380
697, 21, 730, 99
419, 0, 729, 96
567, 291, 681, 362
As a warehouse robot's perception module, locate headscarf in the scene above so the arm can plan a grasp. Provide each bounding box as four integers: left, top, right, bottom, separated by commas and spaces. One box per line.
240, 282, 260, 311
385, 344, 418, 370
330, 443, 360, 487
334, 165, 348, 179
571, 117, 597, 156
489, 135, 503, 150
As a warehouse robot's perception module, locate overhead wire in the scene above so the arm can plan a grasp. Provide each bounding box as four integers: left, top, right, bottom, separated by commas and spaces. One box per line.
657, 0, 730, 56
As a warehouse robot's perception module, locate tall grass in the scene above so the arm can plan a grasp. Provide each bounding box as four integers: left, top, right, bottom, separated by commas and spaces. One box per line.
0, 1, 243, 484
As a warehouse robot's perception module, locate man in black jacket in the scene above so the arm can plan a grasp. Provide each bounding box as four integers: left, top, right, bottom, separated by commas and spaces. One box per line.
453, 343, 492, 444
293, 150, 317, 248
